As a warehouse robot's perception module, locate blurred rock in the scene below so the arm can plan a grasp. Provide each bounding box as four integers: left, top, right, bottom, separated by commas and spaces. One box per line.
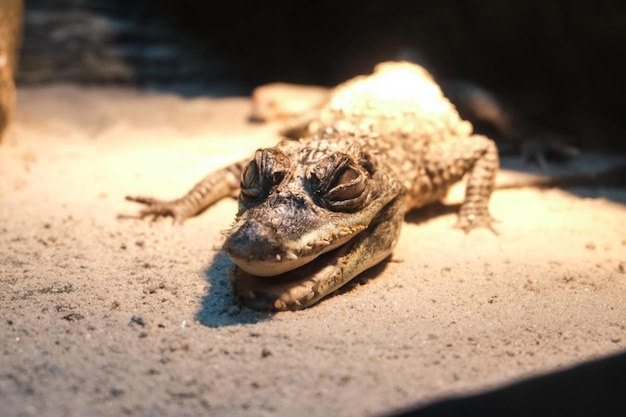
0, 0, 22, 142
17, 0, 240, 96
249, 83, 329, 122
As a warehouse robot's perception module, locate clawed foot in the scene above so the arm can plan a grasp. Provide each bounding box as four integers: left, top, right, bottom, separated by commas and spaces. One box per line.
454, 211, 498, 235
122, 195, 188, 224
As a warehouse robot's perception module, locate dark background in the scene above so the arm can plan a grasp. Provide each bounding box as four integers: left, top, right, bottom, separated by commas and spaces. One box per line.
17, 0, 626, 152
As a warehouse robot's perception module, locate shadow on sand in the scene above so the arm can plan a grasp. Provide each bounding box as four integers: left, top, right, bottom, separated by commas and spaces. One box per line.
387, 350, 626, 417
194, 251, 273, 328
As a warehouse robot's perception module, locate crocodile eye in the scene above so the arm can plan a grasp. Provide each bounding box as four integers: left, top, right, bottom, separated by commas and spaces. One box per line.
240, 160, 262, 199
308, 154, 369, 212
239, 148, 290, 205
326, 165, 367, 202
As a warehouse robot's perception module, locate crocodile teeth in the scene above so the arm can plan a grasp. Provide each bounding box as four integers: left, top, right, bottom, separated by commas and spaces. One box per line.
285, 251, 298, 261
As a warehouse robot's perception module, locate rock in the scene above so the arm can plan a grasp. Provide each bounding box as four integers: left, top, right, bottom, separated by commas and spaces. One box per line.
0, 0, 22, 142
16, 1, 238, 96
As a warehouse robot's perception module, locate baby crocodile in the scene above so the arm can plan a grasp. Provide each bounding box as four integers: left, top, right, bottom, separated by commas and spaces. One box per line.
126, 61, 499, 311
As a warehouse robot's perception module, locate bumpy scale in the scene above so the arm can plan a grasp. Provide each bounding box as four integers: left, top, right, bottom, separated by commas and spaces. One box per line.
126, 61, 499, 311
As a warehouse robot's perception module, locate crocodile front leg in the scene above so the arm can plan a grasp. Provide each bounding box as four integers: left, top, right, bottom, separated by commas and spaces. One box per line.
125, 160, 247, 223
420, 134, 499, 232
455, 135, 499, 232
230, 192, 406, 311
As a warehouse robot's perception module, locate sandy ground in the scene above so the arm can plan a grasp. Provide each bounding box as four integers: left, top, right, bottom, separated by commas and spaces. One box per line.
1, 85, 626, 417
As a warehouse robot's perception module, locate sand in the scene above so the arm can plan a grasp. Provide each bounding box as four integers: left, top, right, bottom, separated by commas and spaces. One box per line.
1, 85, 625, 417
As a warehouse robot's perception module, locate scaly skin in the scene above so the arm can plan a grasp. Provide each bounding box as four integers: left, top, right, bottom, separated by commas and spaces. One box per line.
126, 61, 499, 310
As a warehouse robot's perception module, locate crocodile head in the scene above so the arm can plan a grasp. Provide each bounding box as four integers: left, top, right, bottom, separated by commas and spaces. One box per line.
222, 137, 404, 310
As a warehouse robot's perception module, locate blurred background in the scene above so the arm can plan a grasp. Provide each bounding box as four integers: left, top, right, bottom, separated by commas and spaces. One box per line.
15, 0, 626, 152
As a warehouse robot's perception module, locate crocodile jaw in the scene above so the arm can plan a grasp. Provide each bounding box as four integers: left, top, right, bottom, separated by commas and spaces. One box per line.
226, 229, 360, 277
228, 245, 355, 311
223, 206, 368, 277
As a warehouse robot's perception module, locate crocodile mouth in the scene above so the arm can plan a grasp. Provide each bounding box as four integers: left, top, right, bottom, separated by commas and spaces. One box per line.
228, 241, 357, 311
222, 213, 371, 310
224, 228, 359, 277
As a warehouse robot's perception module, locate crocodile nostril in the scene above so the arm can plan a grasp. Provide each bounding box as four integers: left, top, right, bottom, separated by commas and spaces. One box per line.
224, 221, 280, 259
